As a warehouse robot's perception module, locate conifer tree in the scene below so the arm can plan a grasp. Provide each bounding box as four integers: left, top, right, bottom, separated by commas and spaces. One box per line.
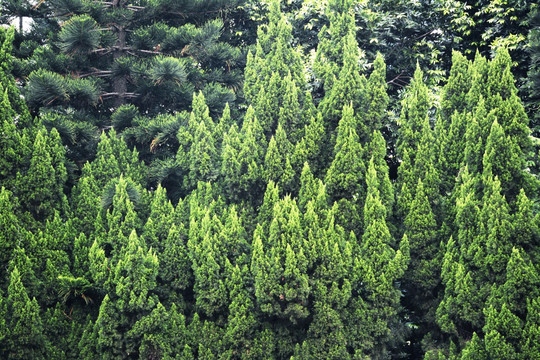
105, 176, 143, 261
396, 64, 439, 220
94, 230, 159, 358
223, 263, 257, 359
367, 130, 394, 215
324, 104, 365, 233
252, 196, 310, 323
350, 158, 409, 358
313, 0, 356, 92
220, 122, 244, 201
0, 187, 21, 284
522, 296, 540, 358
5, 267, 46, 360
244, 0, 305, 136
403, 179, 440, 334
236, 106, 266, 202
128, 302, 188, 359
292, 111, 326, 178
0, 83, 31, 187
364, 53, 390, 136
0, 27, 31, 127
396, 63, 430, 160
318, 31, 367, 138
21, 0, 243, 118
440, 51, 472, 119
264, 124, 295, 194
15, 128, 68, 221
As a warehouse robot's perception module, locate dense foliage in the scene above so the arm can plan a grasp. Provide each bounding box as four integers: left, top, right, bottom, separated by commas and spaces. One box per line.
1, 0, 540, 359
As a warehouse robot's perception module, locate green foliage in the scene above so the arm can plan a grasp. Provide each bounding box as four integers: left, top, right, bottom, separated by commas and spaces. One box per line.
0, 3, 539, 360
5, 267, 46, 359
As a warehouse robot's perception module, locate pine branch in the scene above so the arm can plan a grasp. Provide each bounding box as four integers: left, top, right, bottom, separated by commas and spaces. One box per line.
100, 92, 138, 98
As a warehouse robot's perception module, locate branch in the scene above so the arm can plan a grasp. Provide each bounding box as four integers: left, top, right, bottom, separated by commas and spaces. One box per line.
100, 92, 138, 99
77, 70, 112, 78
137, 49, 162, 55
387, 71, 411, 88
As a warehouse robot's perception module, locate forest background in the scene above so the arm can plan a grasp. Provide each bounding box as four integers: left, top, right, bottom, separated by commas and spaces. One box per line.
1, 0, 540, 359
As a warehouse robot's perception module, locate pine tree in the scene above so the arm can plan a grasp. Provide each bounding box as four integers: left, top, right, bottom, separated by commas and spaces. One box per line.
21, 0, 243, 118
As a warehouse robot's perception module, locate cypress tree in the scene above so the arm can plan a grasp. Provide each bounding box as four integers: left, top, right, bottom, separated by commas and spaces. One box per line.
396, 63, 430, 161
0, 187, 21, 284
94, 230, 159, 359
245, 0, 305, 136
351, 158, 409, 358
223, 263, 257, 359
128, 302, 188, 359
292, 112, 326, 178
5, 267, 46, 360
318, 31, 367, 138
364, 53, 390, 136
313, 0, 356, 92
440, 51, 472, 119
264, 124, 295, 195
252, 196, 310, 323
403, 179, 440, 325
325, 104, 365, 203
15, 128, 68, 221
522, 296, 540, 358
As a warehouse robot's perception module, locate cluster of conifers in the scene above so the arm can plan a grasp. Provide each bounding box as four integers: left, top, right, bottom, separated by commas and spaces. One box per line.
1, 0, 539, 359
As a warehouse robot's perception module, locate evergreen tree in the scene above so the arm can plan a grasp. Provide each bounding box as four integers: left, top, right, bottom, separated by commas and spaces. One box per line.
292, 111, 326, 178
264, 124, 295, 195
349, 158, 409, 358
403, 179, 440, 339
364, 53, 390, 136
440, 51, 472, 119
252, 196, 310, 323
244, 0, 305, 137
15, 128, 68, 221
94, 230, 159, 359
223, 263, 257, 359
5, 267, 46, 360
324, 104, 365, 233
528, 7, 540, 129
312, 0, 355, 87
318, 31, 367, 138
0, 187, 21, 285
